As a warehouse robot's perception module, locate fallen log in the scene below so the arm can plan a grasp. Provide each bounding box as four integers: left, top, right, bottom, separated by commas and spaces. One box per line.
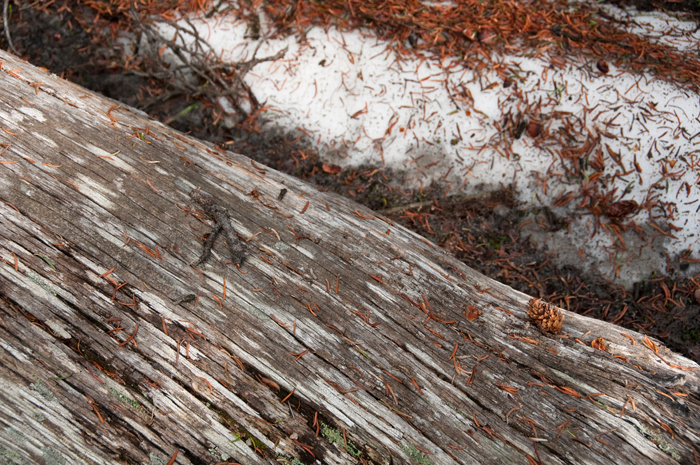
0, 49, 698, 465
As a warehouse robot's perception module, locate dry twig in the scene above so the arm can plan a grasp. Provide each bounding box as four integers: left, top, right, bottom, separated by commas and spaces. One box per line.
131, 9, 286, 121
3, 0, 19, 55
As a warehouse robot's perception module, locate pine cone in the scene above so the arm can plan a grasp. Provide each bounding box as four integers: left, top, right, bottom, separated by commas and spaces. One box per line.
527, 298, 564, 334
591, 337, 607, 351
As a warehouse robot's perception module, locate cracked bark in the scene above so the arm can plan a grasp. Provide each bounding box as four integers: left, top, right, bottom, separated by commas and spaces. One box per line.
0, 49, 698, 465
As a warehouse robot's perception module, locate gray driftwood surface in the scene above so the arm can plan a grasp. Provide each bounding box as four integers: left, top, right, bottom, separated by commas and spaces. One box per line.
0, 48, 698, 465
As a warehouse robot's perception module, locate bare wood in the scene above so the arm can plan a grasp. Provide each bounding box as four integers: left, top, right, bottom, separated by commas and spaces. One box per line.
0, 49, 698, 465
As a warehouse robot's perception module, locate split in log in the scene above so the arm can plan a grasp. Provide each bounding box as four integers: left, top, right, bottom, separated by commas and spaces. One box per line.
0, 49, 698, 465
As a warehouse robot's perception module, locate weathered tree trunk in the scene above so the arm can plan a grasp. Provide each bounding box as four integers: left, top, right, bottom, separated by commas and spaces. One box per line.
0, 49, 698, 465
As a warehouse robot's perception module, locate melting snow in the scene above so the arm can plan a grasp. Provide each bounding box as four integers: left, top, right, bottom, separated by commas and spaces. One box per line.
153, 6, 700, 287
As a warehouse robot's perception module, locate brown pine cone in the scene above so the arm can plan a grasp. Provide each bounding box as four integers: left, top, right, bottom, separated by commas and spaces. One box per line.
527, 298, 564, 334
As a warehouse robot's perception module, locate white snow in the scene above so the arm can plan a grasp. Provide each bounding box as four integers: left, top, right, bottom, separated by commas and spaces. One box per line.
151, 4, 700, 287
598, 3, 700, 53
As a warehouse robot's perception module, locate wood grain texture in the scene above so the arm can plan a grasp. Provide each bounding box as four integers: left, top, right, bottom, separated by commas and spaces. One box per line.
0, 49, 698, 465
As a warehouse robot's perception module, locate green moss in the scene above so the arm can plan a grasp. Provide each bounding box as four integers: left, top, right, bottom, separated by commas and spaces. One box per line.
275, 454, 305, 465
400, 442, 434, 465
229, 427, 267, 451
218, 410, 239, 430
109, 387, 147, 419
250, 436, 266, 450
320, 423, 361, 457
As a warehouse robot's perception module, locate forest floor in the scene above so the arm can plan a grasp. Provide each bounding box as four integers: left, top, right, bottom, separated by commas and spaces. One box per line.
2, 0, 700, 363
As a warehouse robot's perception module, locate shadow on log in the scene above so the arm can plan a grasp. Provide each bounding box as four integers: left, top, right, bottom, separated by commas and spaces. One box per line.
0, 49, 698, 465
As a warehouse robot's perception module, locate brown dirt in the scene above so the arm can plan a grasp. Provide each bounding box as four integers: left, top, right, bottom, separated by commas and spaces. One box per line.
2, 0, 699, 363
